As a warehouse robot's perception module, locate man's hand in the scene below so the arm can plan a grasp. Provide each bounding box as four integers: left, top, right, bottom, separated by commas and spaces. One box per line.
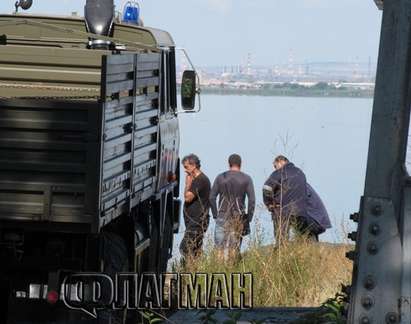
185, 173, 193, 188
184, 173, 195, 203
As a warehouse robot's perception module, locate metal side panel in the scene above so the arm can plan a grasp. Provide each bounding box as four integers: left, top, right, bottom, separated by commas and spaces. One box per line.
132, 53, 161, 207
99, 54, 134, 229
0, 99, 100, 226
99, 52, 160, 228
0, 45, 103, 98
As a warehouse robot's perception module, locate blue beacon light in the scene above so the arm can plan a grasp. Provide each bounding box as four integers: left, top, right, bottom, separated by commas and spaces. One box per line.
122, 1, 140, 25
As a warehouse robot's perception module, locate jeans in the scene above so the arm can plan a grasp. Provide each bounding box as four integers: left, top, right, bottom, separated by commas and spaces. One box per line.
214, 219, 243, 251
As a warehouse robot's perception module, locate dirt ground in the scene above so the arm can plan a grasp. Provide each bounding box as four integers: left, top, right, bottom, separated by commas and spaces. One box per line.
168, 307, 319, 323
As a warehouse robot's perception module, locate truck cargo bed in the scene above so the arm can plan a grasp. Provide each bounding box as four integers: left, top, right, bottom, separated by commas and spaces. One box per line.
0, 53, 161, 232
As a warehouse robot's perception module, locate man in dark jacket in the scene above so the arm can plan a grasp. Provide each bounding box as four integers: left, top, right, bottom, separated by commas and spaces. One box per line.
263, 155, 332, 243
296, 183, 332, 241
210, 154, 255, 261
263, 155, 307, 245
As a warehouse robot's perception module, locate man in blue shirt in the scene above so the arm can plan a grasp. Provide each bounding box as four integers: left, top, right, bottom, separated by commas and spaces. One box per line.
263, 155, 331, 243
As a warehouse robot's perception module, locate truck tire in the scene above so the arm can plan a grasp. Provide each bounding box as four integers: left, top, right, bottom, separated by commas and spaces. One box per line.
5, 232, 128, 324
97, 232, 129, 324
159, 214, 173, 273
1, 279, 10, 324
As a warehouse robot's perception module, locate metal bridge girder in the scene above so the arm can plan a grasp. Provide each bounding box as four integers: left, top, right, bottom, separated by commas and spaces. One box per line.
348, 197, 402, 323
348, 0, 411, 322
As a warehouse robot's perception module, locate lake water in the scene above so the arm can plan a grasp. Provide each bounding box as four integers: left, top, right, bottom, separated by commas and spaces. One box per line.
175, 95, 373, 252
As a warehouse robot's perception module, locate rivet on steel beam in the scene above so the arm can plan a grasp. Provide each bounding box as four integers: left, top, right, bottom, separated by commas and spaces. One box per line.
367, 242, 378, 255
385, 312, 399, 323
348, 231, 357, 242
361, 296, 374, 309
346, 250, 357, 261
364, 275, 376, 290
360, 316, 371, 324
372, 204, 382, 216
369, 223, 380, 236
350, 212, 360, 222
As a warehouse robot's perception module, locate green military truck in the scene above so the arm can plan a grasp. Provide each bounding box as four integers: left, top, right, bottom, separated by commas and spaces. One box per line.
0, 1, 198, 322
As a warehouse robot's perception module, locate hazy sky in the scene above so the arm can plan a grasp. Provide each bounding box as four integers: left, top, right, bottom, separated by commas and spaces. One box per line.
0, 0, 382, 66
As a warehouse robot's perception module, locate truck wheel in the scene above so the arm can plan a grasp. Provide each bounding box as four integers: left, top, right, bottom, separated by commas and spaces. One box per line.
159, 213, 173, 273
0, 279, 10, 324
6, 233, 129, 324
98, 232, 129, 324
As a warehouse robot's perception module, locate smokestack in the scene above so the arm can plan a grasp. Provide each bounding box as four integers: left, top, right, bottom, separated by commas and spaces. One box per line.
84, 0, 115, 36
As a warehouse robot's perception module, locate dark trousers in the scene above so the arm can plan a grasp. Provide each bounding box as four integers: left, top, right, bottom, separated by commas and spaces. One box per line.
294, 216, 325, 241
272, 214, 324, 244
180, 214, 209, 260
180, 225, 205, 259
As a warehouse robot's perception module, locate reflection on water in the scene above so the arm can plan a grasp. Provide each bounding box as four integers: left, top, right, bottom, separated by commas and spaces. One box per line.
175, 95, 373, 251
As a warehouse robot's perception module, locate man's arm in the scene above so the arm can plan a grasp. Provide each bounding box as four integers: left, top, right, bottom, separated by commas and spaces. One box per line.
246, 177, 256, 222
184, 174, 195, 203
263, 172, 280, 210
209, 176, 220, 219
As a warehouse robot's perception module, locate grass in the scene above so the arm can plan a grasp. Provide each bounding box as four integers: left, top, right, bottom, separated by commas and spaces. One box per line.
172, 216, 353, 309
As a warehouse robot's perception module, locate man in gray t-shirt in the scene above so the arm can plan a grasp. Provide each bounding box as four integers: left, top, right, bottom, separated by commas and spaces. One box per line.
210, 154, 255, 261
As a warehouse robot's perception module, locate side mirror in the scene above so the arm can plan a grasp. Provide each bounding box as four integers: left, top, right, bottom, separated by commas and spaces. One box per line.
181, 70, 196, 110
15, 0, 33, 12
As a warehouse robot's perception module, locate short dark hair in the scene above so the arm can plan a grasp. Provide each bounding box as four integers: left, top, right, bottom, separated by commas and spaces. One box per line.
228, 154, 242, 167
182, 154, 201, 168
274, 155, 289, 163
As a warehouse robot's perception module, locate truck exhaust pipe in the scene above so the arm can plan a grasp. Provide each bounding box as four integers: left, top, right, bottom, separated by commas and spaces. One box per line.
84, 0, 115, 39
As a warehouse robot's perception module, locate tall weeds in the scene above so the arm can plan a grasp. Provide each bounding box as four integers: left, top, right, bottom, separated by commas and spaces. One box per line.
173, 216, 352, 308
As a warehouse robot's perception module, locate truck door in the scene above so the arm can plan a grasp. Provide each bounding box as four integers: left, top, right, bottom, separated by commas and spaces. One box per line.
157, 48, 180, 192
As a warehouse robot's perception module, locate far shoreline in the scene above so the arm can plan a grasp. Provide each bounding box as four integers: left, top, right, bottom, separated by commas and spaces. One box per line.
199, 87, 374, 99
